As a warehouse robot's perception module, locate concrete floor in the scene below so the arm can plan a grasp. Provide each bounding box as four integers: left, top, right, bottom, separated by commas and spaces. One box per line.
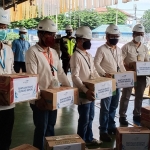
10, 97, 150, 149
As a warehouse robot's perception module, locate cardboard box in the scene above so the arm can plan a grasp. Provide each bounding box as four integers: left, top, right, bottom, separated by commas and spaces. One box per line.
129, 62, 150, 76
116, 127, 150, 150
41, 87, 78, 110
11, 144, 39, 150
111, 71, 137, 88
141, 120, 150, 129
45, 134, 85, 150
0, 73, 38, 106
141, 106, 150, 115
86, 149, 113, 150
82, 77, 116, 99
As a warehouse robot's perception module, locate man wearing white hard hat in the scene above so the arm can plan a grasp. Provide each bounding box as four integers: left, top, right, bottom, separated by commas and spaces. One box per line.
25, 18, 70, 150
70, 26, 101, 146
12, 27, 30, 73
60, 25, 76, 74
94, 24, 126, 142
0, 7, 16, 150
119, 24, 149, 125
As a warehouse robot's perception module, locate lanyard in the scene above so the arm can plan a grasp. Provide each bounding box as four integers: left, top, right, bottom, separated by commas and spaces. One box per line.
43, 50, 56, 76
108, 47, 120, 72
76, 50, 91, 70
0, 49, 6, 69
19, 39, 26, 51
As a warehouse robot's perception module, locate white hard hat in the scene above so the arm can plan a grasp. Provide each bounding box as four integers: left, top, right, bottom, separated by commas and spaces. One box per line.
106, 24, 120, 35
132, 24, 145, 32
37, 18, 57, 32
0, 7, 10, 25
19, 27, 27, 32
66, 25, 73, 30
75, 26, 92, 40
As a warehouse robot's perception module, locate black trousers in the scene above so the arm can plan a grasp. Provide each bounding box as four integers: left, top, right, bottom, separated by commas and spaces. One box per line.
62, 59, 70, 75
14, 61, 26, 73
0, 108, 14, 150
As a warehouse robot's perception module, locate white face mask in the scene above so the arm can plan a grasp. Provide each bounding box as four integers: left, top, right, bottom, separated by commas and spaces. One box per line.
134, 36, 144, 43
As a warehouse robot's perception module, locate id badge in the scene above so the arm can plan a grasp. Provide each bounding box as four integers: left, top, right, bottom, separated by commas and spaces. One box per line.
137, 55, 141, 61
23, 51, 25, 55
50, 77, 60, 88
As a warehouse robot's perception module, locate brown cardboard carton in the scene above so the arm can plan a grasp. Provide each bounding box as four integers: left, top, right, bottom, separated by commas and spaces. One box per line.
86, 149, 113, 150
141, 120, 150, 129
0, 73, 38, 106
11, 144, 39, 150
110, 71, 137, 88
45, 134, 85, 150
82, 77, 116, 99
116, 127, 150, 150
41, 87, 78, 110
129, 61, 150, 76
141, 106, 150, 115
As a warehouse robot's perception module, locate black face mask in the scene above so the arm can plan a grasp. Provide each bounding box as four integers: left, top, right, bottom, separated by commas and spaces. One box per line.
66, 32, 72, 36
83, 40, 91, 50
109, 39, 119, 45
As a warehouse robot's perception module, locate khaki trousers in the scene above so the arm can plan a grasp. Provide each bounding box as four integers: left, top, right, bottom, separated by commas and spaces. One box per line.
119, 76, 146, 117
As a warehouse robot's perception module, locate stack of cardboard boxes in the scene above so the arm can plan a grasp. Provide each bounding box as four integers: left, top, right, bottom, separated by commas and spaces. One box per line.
141, 106, 150, 128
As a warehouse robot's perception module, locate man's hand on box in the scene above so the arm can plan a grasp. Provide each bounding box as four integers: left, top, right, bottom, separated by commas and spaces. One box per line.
86, 90, 95, 101
35, 97, 47, 110
124, 64, 134, 71
105, 73, 112, 78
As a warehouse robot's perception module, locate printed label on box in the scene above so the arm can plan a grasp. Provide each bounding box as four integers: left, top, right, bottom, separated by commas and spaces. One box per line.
136, 62, 150, 76
122, 134, 149, 150
95, 80, 112, 99
13, 77, 37, 103
53, 143, 81, 150
57, 89, 74, 109
115, 73, 134, 88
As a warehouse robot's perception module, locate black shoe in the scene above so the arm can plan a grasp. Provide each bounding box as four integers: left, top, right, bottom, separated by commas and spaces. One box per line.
100, 133, 112, 142
133, 116, 141, 122
119, 117, 128, 125
108, 128, 116, 135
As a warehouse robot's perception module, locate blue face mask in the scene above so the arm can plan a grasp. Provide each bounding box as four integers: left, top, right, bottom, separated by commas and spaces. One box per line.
0, 29, 7, 41
20, 34, 26, 39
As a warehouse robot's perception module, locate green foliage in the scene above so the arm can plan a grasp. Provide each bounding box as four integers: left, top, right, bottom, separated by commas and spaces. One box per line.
142, 9, 150, 33
9, 8, 127, 30
100, 7, 127, 25
6, 32, 19, 41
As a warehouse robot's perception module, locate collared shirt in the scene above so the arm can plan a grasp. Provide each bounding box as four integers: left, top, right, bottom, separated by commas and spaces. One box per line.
25, 43, 71, 104
0, 43, 15, 111
122, 41, 149, 65
70, 48, 100, 104
94, 44, 126, 76
12, 39, 30, 62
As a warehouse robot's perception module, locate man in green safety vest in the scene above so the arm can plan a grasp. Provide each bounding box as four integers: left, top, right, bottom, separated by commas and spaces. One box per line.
60, 25, 76, 74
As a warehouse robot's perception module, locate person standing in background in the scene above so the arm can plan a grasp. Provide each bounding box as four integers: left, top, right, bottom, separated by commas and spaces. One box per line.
60, 25, 76, 74
12, 27, 30, 73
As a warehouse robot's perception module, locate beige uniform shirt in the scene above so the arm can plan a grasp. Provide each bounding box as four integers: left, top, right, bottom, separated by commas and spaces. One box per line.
0, 43, 15, 111
25, 43, 71, 104
122, 41, 149, 65
70, 48, 100, 104
94, 44, 126, 76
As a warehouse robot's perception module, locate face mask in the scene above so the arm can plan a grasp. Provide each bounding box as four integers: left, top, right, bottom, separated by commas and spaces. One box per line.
20, 34, 26, 39
109, 39, 119, 46
82, 40, 91, 50
66, 32, 72, 36
0, 29, 7, 41
135, 36, 144, 43
44, 36, 55, 47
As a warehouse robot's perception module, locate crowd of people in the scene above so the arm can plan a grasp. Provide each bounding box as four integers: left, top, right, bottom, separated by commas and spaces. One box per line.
0, 7, 149, 150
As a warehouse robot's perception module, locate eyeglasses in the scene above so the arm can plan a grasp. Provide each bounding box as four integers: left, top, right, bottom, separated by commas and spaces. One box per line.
109, 36, 120, 39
